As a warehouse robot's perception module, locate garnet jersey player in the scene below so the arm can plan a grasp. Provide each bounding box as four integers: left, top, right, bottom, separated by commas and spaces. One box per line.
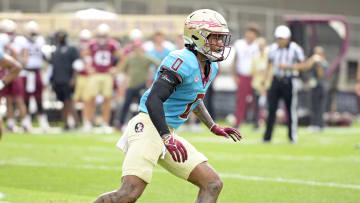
0, 19, 31, 132
0, 50, 22, 138
94, 9, 242, 203
87, 23, 123, 133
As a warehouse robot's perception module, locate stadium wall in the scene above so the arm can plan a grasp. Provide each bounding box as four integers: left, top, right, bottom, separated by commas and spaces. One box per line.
0, 13, 185, 37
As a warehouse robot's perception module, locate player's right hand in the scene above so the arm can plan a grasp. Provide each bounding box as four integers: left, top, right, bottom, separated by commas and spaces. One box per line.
162, 134, 188, 163
87, 67, 96, 74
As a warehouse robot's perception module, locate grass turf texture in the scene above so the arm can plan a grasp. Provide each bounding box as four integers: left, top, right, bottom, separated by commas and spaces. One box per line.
0, 125, 360, 203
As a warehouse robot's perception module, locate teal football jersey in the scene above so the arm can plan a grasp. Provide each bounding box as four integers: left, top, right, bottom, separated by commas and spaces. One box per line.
139, 48, 218, 129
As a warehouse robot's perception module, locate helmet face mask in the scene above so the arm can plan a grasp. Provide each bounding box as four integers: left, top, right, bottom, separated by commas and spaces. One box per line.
25, 21, 39, 40
1, 19, 17, 38
203, 31, 231, 62
184, 9, 231, 62
98, 37, 108, 46
96, 24, 110, 46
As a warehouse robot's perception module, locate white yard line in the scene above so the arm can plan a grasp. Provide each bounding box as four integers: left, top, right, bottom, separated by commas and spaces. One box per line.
5, 159, 360, 191
322, 127, 360, 134
3, 143, 114, 152
205, 152, 360, 163
220, 173, 360, 190
5, 142, 359, 163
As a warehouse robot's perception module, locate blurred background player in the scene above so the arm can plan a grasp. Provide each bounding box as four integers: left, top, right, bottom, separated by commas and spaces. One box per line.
232, 23, 260, 128
21, 20, 50, 131
114, 29, 160, 131
87, 23, 123, 133
250, 37, 271, 130
0, 19, 17, 57
49, 30, 80, 130
263, 25, 308, 143
144, 31, 174, 62
0, 19, 30, 132
143, 31, 175, 87
73, 29, 94, 131
307, 46, 329, 132
0, 50, 22, 139
357, 61, 360, 97
356, 61, 360, 127
146, 31, 173, 60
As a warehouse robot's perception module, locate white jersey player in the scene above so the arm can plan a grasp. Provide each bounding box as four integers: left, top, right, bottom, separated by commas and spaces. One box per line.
0, 19, 31, 132
21, 21, 49, 130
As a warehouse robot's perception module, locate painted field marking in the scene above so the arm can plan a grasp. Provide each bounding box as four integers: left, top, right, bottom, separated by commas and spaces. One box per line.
220, 173, 360, 190
5, 159, 360, 191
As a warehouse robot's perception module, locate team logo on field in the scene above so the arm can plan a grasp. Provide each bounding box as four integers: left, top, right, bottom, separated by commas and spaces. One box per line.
135, 122, 144, 133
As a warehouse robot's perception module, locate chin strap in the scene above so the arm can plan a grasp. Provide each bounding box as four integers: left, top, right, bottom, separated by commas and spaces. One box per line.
186, 44, 214, 75
204, 60, 211, 78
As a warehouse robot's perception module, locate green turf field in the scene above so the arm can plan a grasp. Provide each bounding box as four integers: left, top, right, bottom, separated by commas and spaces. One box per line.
0, 125, 360, 203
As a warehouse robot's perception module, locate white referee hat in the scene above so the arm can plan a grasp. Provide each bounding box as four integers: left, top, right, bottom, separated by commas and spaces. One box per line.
274, 25, 291, 39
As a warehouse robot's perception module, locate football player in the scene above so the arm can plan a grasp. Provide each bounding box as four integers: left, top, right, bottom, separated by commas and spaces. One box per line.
73, 29, 94, 131
114, 29, 161, 132
0, 51, 22, 139
87, 23, 124, 133
0, 19, 30, 132
21, 21, 50, 130
356, 60, 360, 96
94, 9, 242, 203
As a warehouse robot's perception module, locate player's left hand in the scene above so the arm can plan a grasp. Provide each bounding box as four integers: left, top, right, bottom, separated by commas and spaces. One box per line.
210, 124, 242, 142
87, 67, 96, 74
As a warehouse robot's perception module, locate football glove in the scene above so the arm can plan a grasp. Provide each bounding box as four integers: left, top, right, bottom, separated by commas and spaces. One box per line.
162, 134, 188, 163
210, 124, 242, 142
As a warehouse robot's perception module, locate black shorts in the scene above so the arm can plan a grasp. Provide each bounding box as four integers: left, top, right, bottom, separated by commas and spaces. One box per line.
53, 84, 73, 102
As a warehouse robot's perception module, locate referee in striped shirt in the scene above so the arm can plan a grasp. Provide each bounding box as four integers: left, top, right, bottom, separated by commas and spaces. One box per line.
263, 25, 308, 143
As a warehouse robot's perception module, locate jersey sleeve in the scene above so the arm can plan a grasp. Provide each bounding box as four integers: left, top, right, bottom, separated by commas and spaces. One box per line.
160, 52, 189, 81
87, 40, 96, 52
111, 40, 121, 51
267, 43, 277, 64
146, 55, 161, 67
293, 43, 305, 62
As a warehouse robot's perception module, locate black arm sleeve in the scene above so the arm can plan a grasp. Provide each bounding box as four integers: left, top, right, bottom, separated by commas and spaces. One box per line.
145, 68, 181, 137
